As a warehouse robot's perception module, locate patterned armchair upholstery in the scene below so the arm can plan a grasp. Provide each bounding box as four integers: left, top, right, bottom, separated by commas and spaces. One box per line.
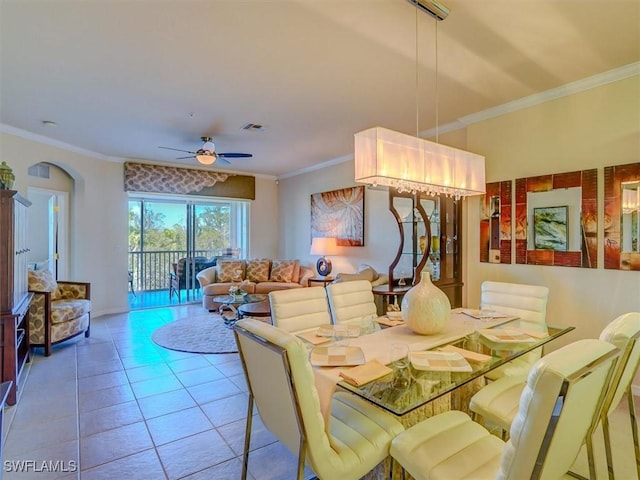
28, 269, 91, 356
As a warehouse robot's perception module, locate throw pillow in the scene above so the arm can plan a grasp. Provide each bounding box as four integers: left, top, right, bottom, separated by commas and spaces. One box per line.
270, 259, 295, 283
333, 271, 373, 283
28, 269, 59, 298
246, 259, 270, 282
218, 261, 244, 283
291, 259, 301, 283
358, 264, 380, 281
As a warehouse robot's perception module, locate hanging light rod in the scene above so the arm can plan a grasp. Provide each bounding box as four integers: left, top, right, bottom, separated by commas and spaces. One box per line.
406, 0, 449, 21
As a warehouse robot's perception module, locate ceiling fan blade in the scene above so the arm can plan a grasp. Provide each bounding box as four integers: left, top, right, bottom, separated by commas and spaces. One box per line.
176, 155, 195, 160
217, 153, 253, 158
158, 146, 197, 154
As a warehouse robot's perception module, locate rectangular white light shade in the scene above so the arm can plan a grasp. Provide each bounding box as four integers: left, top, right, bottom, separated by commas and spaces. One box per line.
354, 127, 486, 197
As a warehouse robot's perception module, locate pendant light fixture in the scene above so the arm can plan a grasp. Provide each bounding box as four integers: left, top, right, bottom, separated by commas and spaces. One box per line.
354, 0, 485, 199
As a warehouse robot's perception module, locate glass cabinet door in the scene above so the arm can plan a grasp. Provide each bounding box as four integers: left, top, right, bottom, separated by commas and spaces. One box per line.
388, 189, 462, 307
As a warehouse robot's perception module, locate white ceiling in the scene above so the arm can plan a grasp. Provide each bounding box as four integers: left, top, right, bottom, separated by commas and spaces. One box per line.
1, 0, 639, 178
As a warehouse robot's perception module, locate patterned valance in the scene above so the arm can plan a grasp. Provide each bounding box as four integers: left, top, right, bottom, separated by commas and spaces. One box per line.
124, 162, 231, 195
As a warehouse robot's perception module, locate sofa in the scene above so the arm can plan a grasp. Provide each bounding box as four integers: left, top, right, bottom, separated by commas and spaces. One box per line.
27, 269, 91, 356
197, 258, 314, 311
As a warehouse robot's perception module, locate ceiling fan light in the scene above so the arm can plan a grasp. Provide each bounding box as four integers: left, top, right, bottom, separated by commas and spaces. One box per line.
196, 152, 216, 165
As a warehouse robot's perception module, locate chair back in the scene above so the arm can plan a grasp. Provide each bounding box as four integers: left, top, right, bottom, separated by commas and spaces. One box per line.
497, 338, 619, 480
233, 319, 339, 473
481, 281, 549, 332
269, 287, 331, 334
598, 312, 640, 412
326, 280, 377, 325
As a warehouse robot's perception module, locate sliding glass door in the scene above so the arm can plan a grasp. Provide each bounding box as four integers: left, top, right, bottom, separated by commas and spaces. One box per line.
128, 195, 249, 308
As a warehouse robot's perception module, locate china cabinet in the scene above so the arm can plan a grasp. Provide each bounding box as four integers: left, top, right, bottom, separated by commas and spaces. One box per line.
0, 190, 32, 405
387, 189, 462, 308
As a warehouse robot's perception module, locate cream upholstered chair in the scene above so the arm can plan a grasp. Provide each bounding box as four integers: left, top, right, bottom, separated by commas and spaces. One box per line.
390, 338, 619, 480
599, 312, 640, 478
326, 280, 377, 325
481, 280, 549, 380
28, 269, 91, 356
469, 311, 640, 474
269, 287, 331, 334
233, 319, 404, 480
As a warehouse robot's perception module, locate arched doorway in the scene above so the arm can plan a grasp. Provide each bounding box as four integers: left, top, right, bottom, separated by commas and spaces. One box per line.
26, 163, 72, 280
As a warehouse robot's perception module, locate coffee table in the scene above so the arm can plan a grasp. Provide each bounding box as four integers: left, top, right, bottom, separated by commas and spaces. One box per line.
213, 294, 267, 327
237, 300, 271, 320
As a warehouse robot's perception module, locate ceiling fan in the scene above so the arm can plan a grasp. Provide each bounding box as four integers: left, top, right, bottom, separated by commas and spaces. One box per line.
158, 136, 253, 165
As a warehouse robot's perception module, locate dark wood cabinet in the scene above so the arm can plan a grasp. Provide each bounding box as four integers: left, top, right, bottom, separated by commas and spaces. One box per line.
388, 189, 462, 308
0, 191, 32, 405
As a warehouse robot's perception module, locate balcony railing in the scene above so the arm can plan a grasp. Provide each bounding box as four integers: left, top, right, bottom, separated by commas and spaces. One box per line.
128, 250, 215, 293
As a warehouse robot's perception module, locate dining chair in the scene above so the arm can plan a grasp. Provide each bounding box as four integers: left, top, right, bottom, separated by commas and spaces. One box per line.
269, 286, 332, 334
326, 280, 377, 325
469, 312, 640, 477
390, 338, 619, 480
480, 280, 549, 380
233, 318, 405, 480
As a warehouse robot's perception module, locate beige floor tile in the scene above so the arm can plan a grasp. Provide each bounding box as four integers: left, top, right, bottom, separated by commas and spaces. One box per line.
78, 383, 135, 413
156, 429, 235, 480
137, 388, 197, 420
80, 449, 166, 480
146, 406, 213, 446
79, 400, 143, 438
80, 421, 153, 470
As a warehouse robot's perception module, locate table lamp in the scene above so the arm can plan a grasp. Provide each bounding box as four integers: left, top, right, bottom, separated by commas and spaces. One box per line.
310, 237, 338, 277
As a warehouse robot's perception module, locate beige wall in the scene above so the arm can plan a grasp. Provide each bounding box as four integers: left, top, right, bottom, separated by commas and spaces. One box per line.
279, 75, 640, 354
2, 132, 280, 316
465, 75, 640, 350
278, 160, 398, 278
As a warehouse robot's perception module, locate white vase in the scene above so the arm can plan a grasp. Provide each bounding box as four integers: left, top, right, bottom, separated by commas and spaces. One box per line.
401, 271, 451, 335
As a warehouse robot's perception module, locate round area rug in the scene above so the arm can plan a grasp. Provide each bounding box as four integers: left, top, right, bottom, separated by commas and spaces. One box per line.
152, 315, 238, 354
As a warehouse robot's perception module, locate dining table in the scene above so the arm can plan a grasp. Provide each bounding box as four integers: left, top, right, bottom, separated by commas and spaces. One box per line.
300, 309, 575, 479
307, 308, 575, 426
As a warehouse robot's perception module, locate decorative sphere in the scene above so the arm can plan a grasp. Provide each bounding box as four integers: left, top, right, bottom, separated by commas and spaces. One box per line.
401, 271, 451, 335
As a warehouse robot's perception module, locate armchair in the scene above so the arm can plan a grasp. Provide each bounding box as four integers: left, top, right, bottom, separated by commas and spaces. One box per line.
27, 269, 91, 356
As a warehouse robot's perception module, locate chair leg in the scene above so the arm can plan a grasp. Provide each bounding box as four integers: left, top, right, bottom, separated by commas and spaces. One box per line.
241, 394, 254, 480
584, 430, 598, 480
85, 314, 91, 338
627, 389, 640, 478
602, 414, 614, 480
296, 437, 307, 480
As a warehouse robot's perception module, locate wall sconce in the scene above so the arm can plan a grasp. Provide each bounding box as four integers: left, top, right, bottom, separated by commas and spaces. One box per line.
310, 237, 338, 276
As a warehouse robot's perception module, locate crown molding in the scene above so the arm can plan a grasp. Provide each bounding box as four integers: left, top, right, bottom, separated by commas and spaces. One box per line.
458, 62, 640, 126
277, 153, 353, 180
0, 123, 123, 162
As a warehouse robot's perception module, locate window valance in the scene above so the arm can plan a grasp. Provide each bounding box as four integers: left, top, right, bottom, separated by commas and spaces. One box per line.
123, 162, 255, 199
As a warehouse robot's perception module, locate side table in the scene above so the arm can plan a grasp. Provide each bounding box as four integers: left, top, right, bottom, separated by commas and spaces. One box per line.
307, 276, 334, 287
372, 285, 411, 316
237, 300, 271, 321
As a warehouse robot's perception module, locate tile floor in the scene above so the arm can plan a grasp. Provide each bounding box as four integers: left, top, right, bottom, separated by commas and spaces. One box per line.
3, 305, 311, 480
2, 304, 639, 479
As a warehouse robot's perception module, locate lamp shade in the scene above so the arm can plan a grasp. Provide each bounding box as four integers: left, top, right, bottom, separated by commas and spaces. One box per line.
310, 237, 339, 256
354, 127, 486, 198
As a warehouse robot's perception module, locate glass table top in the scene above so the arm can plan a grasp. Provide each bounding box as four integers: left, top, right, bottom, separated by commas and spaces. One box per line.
212, 293, 267, 306
335, 319, 574, 416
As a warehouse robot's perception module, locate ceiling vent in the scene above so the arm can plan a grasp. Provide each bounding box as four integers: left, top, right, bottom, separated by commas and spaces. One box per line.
28, 163, 50, 179
241, 123, 265, 132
